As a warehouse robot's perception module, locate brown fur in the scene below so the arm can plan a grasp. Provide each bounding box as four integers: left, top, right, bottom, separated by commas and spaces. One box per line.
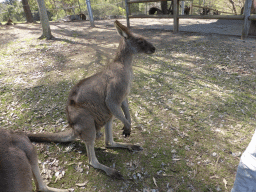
79, 13, 86, 20
6, 18, 13, 25
0, 129, 68, 192
27, 20, 155, 179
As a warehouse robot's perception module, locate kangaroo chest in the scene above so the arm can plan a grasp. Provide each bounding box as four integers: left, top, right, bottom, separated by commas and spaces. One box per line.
126, 69, 133, 95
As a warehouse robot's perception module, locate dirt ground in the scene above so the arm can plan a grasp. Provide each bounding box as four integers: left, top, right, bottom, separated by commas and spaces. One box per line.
128, 18, 245, 36
1, 19, 256, 192
0, 18, 253, 40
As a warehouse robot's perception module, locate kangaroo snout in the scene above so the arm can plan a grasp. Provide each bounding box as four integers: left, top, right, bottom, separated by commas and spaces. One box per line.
146, 45, 156, 54
150, 46, 156, 54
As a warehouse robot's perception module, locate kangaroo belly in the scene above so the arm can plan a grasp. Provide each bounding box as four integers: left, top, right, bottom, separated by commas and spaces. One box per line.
86, 102, 113, 128
67, 100, 113, 129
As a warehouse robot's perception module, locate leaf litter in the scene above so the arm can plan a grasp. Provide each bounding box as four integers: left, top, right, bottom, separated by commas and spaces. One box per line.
1, 20, 256, 191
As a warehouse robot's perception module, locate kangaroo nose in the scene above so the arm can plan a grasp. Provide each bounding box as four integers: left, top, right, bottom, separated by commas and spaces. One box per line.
151, 46, 156, 53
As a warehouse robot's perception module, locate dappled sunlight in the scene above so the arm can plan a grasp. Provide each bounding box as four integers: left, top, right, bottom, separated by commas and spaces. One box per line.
1, 20, 256, 191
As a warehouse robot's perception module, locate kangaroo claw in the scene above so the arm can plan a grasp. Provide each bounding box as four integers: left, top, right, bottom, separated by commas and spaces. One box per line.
122, 127, 131, 137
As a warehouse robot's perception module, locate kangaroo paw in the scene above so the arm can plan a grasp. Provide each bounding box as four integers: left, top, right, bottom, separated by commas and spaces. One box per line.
122, 127, 131, 137
96, 132, 103, 140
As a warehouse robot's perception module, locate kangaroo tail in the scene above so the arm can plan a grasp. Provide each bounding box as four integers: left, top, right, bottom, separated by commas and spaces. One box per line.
27, 129, 76, 143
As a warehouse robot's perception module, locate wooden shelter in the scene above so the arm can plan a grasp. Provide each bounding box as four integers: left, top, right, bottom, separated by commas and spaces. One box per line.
124, 0, 256, 39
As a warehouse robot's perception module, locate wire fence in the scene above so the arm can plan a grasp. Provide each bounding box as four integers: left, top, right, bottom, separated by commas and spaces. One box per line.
0, 0, 243, 23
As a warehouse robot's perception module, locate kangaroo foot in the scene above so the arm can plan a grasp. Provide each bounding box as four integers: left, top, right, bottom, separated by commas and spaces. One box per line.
37, 186, 69, 192
127, 144, 143, 152
107, 168, 124, 180
106, 141, 143, 152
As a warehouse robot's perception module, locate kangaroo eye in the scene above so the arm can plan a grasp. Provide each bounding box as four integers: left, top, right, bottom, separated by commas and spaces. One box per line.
138, 39, 144, 45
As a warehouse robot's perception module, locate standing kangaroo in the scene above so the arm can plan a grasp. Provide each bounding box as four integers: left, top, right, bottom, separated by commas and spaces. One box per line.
27, 20, 155, 179
0, 129, 68, 192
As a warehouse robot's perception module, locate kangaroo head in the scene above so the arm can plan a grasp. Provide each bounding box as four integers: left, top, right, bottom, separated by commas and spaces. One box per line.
114, 20, 156, 54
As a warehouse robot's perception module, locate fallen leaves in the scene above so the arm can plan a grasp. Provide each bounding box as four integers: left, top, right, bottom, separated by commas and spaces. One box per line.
40, 158, 66, 182
153, 177, 158, 187
1, 21, 256, 192
75, 181, 89, 187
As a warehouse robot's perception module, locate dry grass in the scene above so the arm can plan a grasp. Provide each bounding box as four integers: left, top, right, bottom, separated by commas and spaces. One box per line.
0, 20, 256, 192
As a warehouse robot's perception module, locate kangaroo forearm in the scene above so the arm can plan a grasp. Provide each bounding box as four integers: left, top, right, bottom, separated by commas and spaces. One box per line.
121, 98, 131, 124
106, 101, 131, 129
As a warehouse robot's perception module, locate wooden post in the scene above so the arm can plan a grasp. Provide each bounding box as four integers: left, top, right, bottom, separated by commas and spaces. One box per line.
249, 0, 256, 35
181, 1, 185, 15
125, 0, 130, 28
190, 1, 193, 15
86, 0, 95, 27
241, 0, 253, 39
173, 0, 179, 33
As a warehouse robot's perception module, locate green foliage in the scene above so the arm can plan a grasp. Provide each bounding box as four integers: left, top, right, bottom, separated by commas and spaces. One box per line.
0, 0, 26, 22
0, 0, 126, 22
118, 6, 126, 16
0, 0, 248, 23
91, 2, 124, 18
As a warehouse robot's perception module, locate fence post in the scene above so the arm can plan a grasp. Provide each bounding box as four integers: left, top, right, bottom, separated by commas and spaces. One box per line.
125, 0, 130, 28
86, 0, 95, 27
241, 0, 253, 39
173, 0, 179, 33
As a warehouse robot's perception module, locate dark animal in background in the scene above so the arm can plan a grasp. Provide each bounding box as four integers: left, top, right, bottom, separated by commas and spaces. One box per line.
33, 10, 53, 21
79, 13, 86, 20
149, 7, 163, 15
241, 7, 244, 15
149, 1, 174, 15
184, 5, 190, 15
69, 15, 80, 21
200, 8, 210, 15
0, 129, 68, 192
27, 20, 156, 179
213, 10, 219, 15
6, 18, 13, 25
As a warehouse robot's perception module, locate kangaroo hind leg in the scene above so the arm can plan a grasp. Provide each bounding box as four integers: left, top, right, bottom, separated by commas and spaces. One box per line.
19, 135, 68, 192
73, 116, 123, 180
105, 118, 143, 151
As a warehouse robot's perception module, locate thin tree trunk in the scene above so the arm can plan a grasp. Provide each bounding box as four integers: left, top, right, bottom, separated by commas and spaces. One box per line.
229, 0, 237, 15
161, 1, 168, 14
37, 0, 53, 39
241, 0, 253, 39
22, 0, 34, 23
249, 0, 256, 35
51, 0, 58, 20
78, 0, 81, 13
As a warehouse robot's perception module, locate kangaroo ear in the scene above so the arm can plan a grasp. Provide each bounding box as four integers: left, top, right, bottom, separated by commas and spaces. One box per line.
114, 20, 131, 39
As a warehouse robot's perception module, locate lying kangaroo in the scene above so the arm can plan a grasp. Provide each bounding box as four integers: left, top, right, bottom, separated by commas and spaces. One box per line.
27, 20, 155, 179
0, 128, 68, 192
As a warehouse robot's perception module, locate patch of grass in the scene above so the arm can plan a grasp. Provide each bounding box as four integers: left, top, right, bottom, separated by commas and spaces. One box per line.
0, 22, 256, 191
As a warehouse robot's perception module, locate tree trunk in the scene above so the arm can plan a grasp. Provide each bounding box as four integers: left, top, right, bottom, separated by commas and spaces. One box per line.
249, 0, 256, 35
161, 1, 168, 14
241, 0, 253, 39
22, 0, 34, 23
78, 0, 81, 13
249, 21, 256, 35
229, 0, 237, 15
36, 0, 53, 39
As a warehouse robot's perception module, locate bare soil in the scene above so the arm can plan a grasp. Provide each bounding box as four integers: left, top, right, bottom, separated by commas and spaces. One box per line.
1, 19, 256, 192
